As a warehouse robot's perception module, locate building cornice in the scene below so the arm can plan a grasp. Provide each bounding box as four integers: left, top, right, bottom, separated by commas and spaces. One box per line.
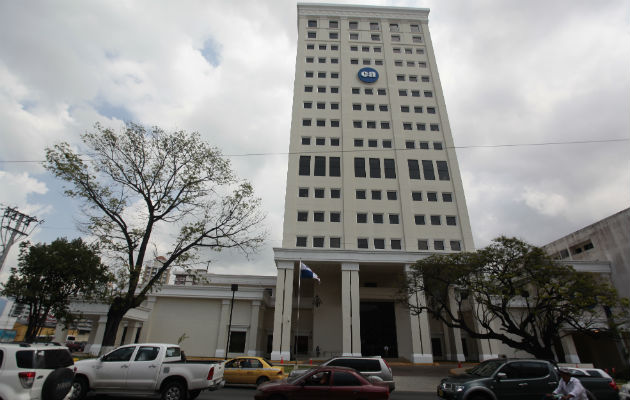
297, 3, 429, 22
273, 247, 430, 265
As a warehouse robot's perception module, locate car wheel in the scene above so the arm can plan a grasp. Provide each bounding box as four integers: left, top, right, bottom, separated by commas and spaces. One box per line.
256, 376, 270, 386
162, 380, 187, 400
188, 389, 201, 400
67, 376, 88, 400
41, 367, 74, 400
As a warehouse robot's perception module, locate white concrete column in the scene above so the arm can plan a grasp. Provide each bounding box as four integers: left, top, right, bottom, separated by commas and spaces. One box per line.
88, 316, 108, 356
341, 263, 359, 356
247, 301, 261, 356
215, 299, 232, 358
53, 322, 68, 343
115, 321, 128, 346
350, 267, 361, 356
448, 287, 465, 362
405, 265, 433, 363
442, 322, 453, 360
124, 322, 139, 345
561, 333, 580, 364
271, 261, 294, 361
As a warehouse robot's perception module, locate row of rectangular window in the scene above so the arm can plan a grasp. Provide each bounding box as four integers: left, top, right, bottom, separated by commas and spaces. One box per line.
297, 157, 451, 181
393, 47, 424, 54
299, 156, 340, 177
354, 157, 397, 178
296, 187, 454, 203
403, 141, 444, 150
397, 74, 430, 82
305, 56, 339, 64
304, 85, 339, 93
305, 71, 340, 79
300, 138, 446, 151
303, 119, 393, 129
357, 190, 453, 203
349, 58, 384, 66
353, 120, 439, 131
299, 187, 340, 198
401, 105, 436, 113
398, 89, 433, 97
401, 122, 440, 131
395, 60, 427, 67
391, 34, 423, 43
407, 159, 450, 180
354, 213, 457, 226
307, 20, 421, 33
305, 43, 425, 56
305, 56, 427, 69
295, 237, 461, 252
297, 211, 341, 222
306, 43, 339, 51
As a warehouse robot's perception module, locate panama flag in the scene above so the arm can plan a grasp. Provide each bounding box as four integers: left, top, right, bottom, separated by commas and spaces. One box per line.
300, 261, 320, 283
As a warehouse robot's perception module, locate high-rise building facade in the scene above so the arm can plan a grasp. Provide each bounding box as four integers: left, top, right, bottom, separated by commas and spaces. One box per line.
272, 4, 483, 362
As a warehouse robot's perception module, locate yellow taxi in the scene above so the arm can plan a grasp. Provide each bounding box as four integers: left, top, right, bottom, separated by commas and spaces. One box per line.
223, 356, 286, 386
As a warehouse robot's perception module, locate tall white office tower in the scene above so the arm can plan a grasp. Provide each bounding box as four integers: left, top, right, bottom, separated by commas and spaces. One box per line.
272, 4, 489, 363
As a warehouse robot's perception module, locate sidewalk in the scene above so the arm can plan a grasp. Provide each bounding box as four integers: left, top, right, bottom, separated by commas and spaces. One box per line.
391, 363, 470, 392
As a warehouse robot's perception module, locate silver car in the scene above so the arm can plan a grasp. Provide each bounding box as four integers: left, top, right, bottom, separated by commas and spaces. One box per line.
291, 356, 395, 391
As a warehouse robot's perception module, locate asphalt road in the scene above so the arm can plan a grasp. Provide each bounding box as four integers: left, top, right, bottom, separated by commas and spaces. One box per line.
201, 386, 436, 399
84, 386, 436, 400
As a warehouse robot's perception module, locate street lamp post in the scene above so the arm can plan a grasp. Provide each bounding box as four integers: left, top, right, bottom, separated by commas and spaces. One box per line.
225, 284, 238, 360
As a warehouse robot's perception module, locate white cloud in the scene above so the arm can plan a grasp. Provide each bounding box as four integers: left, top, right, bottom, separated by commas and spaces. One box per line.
0, 0, 628, 276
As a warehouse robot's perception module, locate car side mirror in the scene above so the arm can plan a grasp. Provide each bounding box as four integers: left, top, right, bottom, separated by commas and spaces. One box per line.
496, 372, 507, 381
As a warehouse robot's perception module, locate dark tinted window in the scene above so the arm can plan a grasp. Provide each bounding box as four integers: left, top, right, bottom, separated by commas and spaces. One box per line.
0, 349, 3, 368
16, 350, 34, 368
103, 347, 135, 362
38, 349, 73, 368
422, 160, 435, 180
314, 156, 326, 176
329, 157, 341, 177
333, 371, 362, 386
384, 159, 396, 178
354, 158, 366, 177
299, 156, 311, 176
328, 358, 380, 372
408, 160, 420, 179
436, 161, 450, 180
521, 362, 549, 378
369, 158, 381, 178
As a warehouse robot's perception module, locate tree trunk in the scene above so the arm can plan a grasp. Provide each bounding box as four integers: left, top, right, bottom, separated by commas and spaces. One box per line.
100, 298, 129, 350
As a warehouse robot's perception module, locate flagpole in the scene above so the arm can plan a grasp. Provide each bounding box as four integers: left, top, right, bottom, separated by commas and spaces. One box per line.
295, 260, 302, 365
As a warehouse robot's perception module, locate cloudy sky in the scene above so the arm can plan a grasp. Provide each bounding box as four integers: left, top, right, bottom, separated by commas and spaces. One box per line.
0, 0, 628, 278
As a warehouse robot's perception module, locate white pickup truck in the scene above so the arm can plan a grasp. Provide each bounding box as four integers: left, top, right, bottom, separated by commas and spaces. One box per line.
69, 343, 224, 400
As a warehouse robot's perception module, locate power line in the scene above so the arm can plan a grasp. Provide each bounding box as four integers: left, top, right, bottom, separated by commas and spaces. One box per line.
0, 138, 627, 163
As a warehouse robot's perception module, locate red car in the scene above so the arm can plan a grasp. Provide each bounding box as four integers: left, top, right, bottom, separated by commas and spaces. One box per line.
254, 366, 390, 400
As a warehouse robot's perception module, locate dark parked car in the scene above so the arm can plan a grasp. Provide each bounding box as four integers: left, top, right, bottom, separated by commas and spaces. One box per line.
437, 359, 619, 400
255, 366, 390, 400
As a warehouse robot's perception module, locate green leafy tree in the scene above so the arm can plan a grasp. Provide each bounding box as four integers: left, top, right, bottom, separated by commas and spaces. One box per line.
1, 238, 112, 342
44, 123, 266, 351
404, 236, 629, 360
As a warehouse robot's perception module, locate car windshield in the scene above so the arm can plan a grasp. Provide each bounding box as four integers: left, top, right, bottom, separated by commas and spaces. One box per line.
468, 360, 505, 377
287, 368, 316, 384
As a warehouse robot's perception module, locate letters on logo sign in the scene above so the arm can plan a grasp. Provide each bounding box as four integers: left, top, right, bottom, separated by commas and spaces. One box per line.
358, 67, 379, 83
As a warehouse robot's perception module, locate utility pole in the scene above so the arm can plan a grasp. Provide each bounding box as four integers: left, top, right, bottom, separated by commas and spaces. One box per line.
0, 206, 40, 273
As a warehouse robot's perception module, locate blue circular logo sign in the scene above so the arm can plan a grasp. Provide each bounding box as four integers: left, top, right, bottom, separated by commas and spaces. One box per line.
358, 67, 379, 83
